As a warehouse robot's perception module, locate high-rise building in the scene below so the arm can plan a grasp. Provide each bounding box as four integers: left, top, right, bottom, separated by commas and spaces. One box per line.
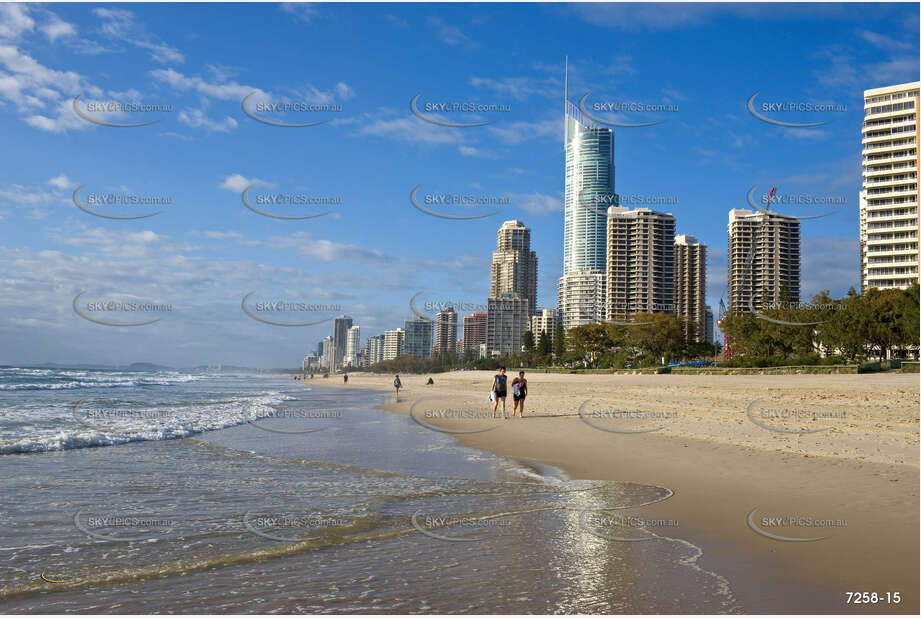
605, 207, 676, 321
403, 317, 433, 359
860, 81, 920, 290
530, 308, 558, 348
332, 315, 353, 369
367, 334, 385, 365
558, 58, 615, 329
728, 209, 801, 310
490, 220, 538, 316
462, 312, 487, 351
433, 307, 458, 355
674, 234, 707, 342
321, 336, 334, 370
343, 325, 360, 367
558, 270, 606, 330
382, 329, 404, 361
705, 306, 714, 345
486, 295, 530, 357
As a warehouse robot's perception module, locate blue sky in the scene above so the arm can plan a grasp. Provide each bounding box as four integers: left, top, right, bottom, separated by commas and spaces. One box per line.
0, 2, 918, 367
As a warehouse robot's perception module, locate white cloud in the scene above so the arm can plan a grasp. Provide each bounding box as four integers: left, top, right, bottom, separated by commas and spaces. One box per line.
219, 174, 264, 192
94, 8, 184, 64
178, 100, 238, 133
281, 3, 319, 23
511, 192, 561, 215
41, 15, 76, 42
150, 68, 262, 101
0, 4, 35, 40
48, 174, 73, 189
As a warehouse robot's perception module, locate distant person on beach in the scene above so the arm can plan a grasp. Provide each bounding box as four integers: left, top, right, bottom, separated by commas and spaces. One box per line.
343, 374, 348, 383
426, 377, 434, 385
393, 375, 402, 400
511, 371, 528, 418
492, 367, 508, 419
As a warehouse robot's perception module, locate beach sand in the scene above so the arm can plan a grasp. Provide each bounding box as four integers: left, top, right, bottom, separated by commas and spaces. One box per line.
310, 370, 920, 614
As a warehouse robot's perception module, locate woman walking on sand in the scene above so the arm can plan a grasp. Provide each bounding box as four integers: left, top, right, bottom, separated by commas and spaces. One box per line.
393, 374, 402, 401
511, 371, 527, 418
491, 367, 508, 419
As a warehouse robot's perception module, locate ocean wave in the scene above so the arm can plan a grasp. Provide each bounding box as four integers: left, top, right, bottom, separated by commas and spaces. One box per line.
0, 393, 286, 455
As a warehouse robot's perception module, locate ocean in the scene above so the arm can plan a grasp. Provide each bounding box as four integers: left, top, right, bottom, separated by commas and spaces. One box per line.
0, 367, 739, 613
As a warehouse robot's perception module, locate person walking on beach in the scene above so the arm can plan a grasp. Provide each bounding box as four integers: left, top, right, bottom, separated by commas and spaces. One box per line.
343, 374, 348, 383
492, 367, 508, 419
393, 374, 402, 401
511, 371, 528, 418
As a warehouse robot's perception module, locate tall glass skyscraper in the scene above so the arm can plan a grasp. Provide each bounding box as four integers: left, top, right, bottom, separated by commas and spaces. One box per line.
558, 59, 616, 329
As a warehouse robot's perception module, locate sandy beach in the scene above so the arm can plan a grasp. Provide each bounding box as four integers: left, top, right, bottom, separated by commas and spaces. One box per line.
312, 370, 920, 614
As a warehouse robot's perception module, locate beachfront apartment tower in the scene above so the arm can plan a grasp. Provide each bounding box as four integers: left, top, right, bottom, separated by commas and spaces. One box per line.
332, 315, 353, 369
674, 234, 707, 343
462, 312, 487, 352
321, 336, 334, 370
486, 295, 530, 357
605, 206, 676, 321
433, 307, 458, 355
367, 334, 385, 365
343, 325, 360, 368
530, 308, 558, 348
860, 81, 920, 290
382, 329, 404, 361
490, 220, 538, 316
558, 270, 606, 330
728, 209, 801, 310
558, 59, 615, 329
403, 317, 433, 360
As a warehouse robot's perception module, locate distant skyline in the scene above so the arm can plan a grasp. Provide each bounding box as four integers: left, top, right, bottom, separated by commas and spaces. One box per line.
0, 3, 918, 367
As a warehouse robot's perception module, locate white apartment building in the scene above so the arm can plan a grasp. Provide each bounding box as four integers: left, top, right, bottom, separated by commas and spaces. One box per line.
860, 81, 920, 290
343, 325, 360, 368
530, 308, 558, 347
382, 328, 404, 361
558, 270, 606, 330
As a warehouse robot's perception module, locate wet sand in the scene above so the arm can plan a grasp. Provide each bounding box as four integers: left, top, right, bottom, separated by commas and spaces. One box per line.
312, 370, 920, 614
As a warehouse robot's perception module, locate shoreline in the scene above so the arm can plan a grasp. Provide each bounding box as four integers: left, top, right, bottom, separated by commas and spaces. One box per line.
307, 371, 920, 614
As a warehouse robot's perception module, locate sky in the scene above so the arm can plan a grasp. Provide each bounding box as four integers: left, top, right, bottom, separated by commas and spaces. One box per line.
0, 2, 918, 368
